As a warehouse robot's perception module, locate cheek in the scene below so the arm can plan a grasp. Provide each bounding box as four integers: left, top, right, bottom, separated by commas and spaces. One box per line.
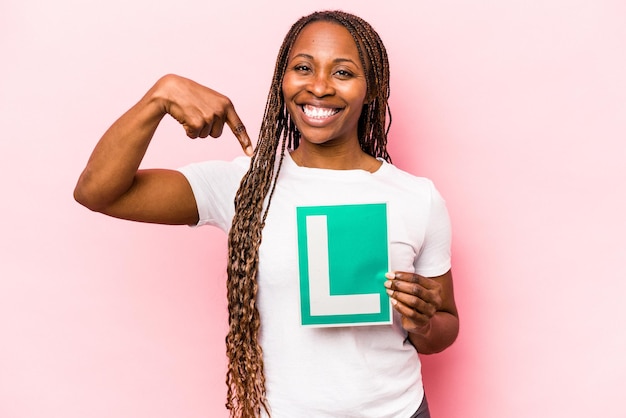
281, 73, 298, 98
280, 77, 290, 101
347, 92, 368, 117
343, 82, 368, 107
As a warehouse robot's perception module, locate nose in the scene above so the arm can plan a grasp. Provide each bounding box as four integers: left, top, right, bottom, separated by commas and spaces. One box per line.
307, 73, 335, 97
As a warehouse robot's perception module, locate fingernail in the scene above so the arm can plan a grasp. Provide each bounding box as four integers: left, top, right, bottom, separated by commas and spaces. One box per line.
385, 289, 393, 296
390, 298, 398, 306
245, 146, 253, 156
385, 272, 395, 280
384, 280, 392, 289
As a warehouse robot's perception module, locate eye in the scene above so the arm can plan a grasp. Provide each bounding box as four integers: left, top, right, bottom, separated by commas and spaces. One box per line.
334, 69, 354, 79
294, 64, 311, 73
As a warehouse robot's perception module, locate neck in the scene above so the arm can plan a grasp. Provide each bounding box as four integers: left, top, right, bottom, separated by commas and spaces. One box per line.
290, 142, 381, 172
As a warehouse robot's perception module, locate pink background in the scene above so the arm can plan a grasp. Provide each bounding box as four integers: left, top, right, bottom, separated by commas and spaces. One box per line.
1, 0, 625, 417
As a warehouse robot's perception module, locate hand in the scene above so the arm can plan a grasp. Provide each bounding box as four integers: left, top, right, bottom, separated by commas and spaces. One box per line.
156, 74, 253, 155
384, 271, 443, 335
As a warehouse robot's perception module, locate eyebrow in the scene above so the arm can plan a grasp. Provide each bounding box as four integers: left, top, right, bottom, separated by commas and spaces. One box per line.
292, 53, 359, 66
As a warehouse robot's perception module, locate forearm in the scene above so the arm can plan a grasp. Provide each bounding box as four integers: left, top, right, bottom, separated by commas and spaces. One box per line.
74, 81, 167, 210
408, 310, 459, 354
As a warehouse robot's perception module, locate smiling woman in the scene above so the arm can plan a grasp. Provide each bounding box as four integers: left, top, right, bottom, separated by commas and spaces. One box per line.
282, 21, 370, 165
74, 10, 458, 418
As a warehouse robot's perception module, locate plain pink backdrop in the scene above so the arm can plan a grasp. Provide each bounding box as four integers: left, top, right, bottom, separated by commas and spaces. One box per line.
1, 0, 625, 417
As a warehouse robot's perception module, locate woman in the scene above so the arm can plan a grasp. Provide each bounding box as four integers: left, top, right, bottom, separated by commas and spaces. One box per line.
74, 10, 459, 418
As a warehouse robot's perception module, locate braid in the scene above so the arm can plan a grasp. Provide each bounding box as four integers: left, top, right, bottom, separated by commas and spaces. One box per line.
224, 10, 392, 417
331, 13, 392, 162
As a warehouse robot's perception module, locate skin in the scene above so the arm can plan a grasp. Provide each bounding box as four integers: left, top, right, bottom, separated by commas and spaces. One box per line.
283, 21, 381, 172
385, 270, 459, 354
74, 21, 459, 354
73, 74, 252, 224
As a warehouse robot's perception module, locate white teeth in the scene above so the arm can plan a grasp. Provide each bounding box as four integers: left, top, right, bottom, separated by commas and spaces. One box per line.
303, 105, 339, 119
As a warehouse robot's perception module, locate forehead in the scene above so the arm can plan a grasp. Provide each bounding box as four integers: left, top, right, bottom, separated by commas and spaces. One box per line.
290, 20, 360, 59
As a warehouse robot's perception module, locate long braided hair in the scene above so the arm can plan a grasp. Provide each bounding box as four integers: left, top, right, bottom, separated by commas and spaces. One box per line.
224, 10, 392, 417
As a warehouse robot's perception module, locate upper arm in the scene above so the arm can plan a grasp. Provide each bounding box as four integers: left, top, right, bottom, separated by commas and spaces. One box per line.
90, 168, 199, 225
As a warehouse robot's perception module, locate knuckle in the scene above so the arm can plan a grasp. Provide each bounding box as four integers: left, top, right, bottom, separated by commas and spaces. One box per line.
407, 312, 419, 322
219, 96, 233, 109
187, 114, 205, 128
233, 123, 247, 136
412, 285, 422, 297
210, 126, 224, 138
413, 311, 426, 323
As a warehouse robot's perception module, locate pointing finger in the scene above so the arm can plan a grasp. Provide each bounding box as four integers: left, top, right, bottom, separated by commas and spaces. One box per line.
225, 106, 253, 156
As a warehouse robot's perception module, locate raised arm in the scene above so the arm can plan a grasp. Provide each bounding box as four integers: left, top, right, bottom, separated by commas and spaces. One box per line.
73, 74, 252, 225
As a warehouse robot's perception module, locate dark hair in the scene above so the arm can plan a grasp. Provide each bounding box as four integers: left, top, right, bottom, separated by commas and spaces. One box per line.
225, 10, 392, 417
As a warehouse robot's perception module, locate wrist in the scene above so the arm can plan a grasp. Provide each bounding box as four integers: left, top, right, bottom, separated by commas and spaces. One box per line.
410, 320, 432, 338
408, 312, 459, 354
148, 74, 179, 116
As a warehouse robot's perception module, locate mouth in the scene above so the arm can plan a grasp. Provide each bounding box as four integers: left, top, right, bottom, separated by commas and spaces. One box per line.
301, 104, 341, 119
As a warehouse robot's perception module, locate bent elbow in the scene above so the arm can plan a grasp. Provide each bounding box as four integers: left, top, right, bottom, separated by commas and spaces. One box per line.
73, 179, 108, 213
73, 184, 97, 212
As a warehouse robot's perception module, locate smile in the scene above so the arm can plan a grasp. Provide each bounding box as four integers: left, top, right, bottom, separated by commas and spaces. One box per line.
302, 105, 340, 119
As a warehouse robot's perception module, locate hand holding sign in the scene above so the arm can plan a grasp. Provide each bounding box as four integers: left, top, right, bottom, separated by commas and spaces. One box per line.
384, 272, 443, 335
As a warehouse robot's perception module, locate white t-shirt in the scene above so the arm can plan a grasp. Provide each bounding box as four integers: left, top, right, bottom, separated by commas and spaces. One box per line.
178, 152, 451, 418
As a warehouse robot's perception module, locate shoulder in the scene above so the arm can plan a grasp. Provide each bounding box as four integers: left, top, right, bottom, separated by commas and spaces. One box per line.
379, 161, 441, 197
178, 156, 250, 181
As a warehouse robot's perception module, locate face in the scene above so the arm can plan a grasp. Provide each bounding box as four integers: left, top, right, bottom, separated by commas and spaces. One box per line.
282, 21, 369, 148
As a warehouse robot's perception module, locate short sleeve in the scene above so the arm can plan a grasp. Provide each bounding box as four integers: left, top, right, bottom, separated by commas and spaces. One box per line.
413, 182, 452, 277
177, 157, 250, 232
